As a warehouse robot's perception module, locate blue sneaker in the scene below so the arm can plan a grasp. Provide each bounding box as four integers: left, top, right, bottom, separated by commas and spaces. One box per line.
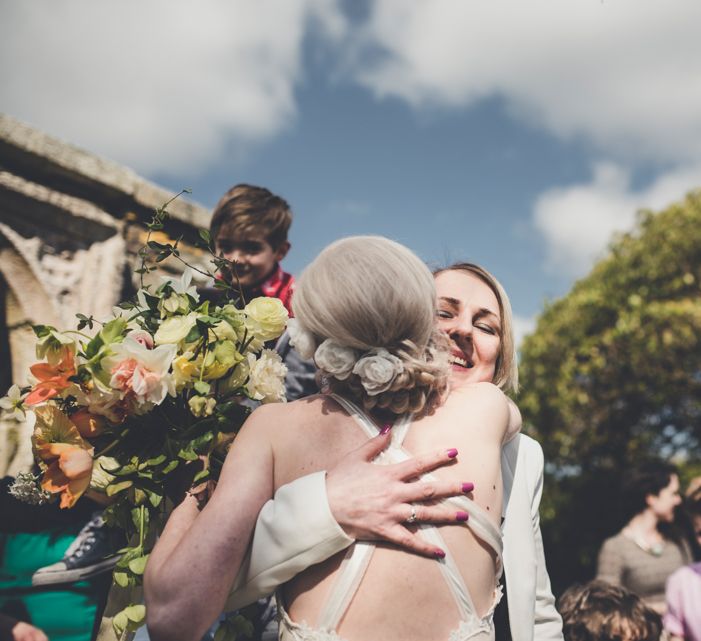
32, 512, 121, 586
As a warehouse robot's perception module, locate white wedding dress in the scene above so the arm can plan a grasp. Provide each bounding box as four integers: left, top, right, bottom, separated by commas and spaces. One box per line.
277, 394, 503, 641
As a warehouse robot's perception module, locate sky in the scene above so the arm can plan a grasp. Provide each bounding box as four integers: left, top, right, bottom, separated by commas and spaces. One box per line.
2, 0, 701, 344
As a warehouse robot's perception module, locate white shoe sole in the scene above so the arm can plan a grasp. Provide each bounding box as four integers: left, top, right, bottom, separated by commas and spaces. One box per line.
31, 556, 119, 586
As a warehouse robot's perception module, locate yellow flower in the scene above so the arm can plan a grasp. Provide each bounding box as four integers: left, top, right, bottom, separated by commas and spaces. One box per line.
173, 351, 200, 391
154, 312, 198, 345
203, 340, 243, 380
244, 297, 288, 343
188, 396, 217, 417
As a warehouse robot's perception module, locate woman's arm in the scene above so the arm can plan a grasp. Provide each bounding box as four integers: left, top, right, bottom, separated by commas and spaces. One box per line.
225, 433, 475, 609
144, 405, 277, 641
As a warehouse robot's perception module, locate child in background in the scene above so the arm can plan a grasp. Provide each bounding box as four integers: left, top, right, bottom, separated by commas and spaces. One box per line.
203, 183, 316, 401
558, 580, 662, 641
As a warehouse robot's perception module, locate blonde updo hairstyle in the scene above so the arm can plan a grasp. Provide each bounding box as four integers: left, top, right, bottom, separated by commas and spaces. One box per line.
293, 236, 449, 415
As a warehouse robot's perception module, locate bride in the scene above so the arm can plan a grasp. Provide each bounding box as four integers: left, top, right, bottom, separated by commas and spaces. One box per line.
146, 236, 519, 641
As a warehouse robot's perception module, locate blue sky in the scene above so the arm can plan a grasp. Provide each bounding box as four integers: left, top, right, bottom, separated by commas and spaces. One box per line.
3, 1, 701, 343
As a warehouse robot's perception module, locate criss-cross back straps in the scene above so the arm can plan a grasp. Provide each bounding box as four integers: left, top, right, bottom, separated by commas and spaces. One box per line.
317, 393, 503, 630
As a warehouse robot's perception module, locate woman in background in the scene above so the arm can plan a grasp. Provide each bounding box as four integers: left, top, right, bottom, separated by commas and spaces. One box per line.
596, 460, 692, 613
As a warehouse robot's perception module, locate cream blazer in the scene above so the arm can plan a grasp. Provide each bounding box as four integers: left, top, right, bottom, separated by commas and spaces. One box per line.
226, 433, 563, 641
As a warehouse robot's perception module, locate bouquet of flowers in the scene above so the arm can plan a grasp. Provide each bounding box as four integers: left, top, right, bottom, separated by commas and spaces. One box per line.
1, 194, 289, 636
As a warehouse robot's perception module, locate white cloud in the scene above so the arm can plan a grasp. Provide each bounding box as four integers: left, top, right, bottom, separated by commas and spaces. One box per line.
0, 0, 345, 175
348, 0, 701, 163
533, 162, 701, 277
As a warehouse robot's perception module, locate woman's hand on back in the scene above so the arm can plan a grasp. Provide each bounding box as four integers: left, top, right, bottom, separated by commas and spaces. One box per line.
325, 432, 474, 558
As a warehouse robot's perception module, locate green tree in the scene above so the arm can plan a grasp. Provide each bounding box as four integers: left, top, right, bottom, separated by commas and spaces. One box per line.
519, 190, 701, 591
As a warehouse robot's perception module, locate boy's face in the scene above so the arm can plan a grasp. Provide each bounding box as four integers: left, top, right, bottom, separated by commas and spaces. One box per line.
215, 227, 290, 291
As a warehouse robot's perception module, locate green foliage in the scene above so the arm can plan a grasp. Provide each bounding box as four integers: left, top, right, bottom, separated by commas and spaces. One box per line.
519, 190, 701, 591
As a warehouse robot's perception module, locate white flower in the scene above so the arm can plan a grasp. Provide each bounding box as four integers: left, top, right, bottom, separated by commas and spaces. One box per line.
90, 456, 118, 493
314, 340, 357, 380
161, 267, 199, 301
353, 349, 404, 396
246, 349, 287, 404
244, 297, 288, 343
286, 318, 316, 360
154, 313, 198, 345
102, 335, 177, 409
0, 384, 28, 421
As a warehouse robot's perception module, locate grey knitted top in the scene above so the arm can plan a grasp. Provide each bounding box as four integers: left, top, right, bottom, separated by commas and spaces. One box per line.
596, 531, 692, 608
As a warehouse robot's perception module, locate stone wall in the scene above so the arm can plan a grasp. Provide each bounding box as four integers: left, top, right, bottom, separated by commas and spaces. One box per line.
0, 114, 211, 475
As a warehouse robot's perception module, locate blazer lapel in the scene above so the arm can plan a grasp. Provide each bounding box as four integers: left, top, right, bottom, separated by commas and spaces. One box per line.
501, 435, 537, 641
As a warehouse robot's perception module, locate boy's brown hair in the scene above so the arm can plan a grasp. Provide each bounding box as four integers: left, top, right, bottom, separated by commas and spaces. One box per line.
558, 581, 662, 641
210, 184, 292, 249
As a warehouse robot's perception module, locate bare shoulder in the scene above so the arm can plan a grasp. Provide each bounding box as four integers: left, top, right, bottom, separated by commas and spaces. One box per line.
241, 394, 329, 435
449, 381, 510, 413
436, 382, 511, 443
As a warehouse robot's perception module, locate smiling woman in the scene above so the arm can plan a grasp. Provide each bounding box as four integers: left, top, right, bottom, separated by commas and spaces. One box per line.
433, 263, 518, 394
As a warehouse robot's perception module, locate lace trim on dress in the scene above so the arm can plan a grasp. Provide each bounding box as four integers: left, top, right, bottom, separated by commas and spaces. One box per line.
278, 584, 503, 641
278, 605, 351, 641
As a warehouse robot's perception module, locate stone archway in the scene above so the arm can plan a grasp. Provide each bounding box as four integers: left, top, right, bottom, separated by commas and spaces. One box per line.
0, 222, 126, 476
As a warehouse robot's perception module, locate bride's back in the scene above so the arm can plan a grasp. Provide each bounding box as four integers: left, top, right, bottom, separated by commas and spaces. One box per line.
263, 382, 509, 641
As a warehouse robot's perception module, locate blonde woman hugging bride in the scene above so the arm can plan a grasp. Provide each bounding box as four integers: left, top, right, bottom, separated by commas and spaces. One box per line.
146, 236, 521, 641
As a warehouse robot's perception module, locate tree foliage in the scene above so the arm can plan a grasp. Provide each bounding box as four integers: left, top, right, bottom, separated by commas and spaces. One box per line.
518, 190, 701, 591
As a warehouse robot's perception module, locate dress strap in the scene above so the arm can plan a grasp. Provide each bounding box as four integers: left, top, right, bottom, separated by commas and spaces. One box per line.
321, 391, 503, 631
316, 542, 375, 631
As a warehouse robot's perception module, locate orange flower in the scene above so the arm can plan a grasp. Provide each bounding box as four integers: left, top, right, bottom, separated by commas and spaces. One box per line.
40, 445, 94, 508
25, 347, 76, 405
32, 406, 94, 508
70, 409, 107, 438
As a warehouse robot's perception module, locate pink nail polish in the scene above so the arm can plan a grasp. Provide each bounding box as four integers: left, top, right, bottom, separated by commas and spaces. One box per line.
462, 482, 474, 493
380, 424, 391, 435
434, 549, 446, 559
447, 448, 458, 458
456, 511, 469, 522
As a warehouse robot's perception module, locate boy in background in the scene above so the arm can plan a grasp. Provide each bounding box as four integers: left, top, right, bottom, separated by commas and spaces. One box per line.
203, 183, 316, 401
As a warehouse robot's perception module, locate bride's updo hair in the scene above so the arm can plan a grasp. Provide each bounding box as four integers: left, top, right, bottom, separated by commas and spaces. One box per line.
293, 236, 449, 415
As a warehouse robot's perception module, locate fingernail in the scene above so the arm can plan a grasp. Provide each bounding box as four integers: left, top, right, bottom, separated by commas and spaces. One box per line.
462, 482, 474, 493
456, 511, 469, 522
447, 448, 458, 458
434, 549, 446, 559
380, 424, 391, 435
